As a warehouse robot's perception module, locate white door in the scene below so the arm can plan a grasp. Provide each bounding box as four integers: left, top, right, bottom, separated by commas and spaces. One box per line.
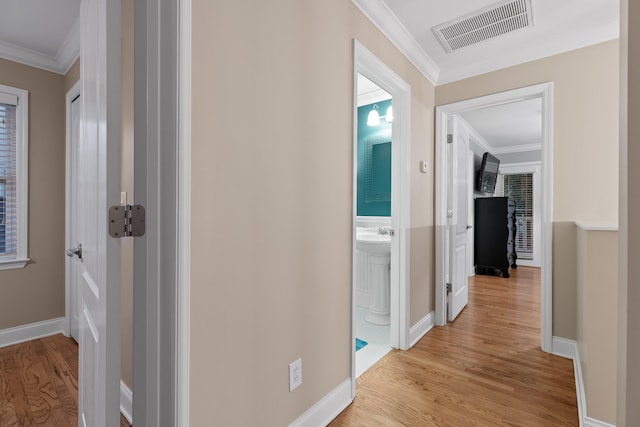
67, 93, 81, 342
447, 116, 469, 321
77, 0, 121, 425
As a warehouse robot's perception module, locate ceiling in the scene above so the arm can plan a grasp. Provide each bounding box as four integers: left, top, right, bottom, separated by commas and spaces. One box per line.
352, 0, 619, 85
351, 0, 618, 164
460, 98, 542, 149
459, 98, 542, 164
357, 74, 391, 106
0, 0, 80, 74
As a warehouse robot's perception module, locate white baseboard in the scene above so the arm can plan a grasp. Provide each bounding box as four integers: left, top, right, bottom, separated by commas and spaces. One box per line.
573, 342, 586, 427
120, 381, 133, 424
288, 379, 352, 427
0, 317, 65, 348
553, 337, 617, 427
409, 311, 434, 348
584, 417, 616, 427
551, 336, 576, 360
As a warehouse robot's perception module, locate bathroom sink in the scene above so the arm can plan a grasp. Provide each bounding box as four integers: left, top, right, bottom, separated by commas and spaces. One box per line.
356, 228, 391, 254
356, 227, 391, 325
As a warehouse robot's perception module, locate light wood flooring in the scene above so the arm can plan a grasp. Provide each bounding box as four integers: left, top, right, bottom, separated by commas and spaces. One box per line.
0, 334, 130, 426
331, 266, 578, 426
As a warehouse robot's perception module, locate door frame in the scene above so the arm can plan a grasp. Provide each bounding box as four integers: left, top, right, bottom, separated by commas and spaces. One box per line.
64, 79, 81, 338
133, 0, 184, 424
351, 40, 411, 397
435, 82, 554, 353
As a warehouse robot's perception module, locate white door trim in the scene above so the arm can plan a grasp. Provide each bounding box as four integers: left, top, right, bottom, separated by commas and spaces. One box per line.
177, 0, 192, 424
435, 82, 554, 353
133, 0, 181, 423
64, 79, 81, 338
352, 39, 411, 397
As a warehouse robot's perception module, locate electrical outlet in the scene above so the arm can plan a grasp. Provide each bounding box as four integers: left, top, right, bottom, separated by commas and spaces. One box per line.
289, 358, 302, 392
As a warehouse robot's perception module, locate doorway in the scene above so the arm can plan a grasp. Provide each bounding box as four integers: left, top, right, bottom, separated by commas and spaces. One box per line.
351, 40, 411, 393
435, 83, 554, 352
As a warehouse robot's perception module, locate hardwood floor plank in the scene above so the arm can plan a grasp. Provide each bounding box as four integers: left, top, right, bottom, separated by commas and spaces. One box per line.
0, 334, 131, 426
331, 267, 578, 426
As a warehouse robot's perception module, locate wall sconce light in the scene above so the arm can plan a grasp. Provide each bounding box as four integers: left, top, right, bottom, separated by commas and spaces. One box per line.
367, 104, 393, 126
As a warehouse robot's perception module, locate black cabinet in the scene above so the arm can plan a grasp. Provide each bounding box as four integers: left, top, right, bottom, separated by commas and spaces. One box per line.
474, 197, 517, 278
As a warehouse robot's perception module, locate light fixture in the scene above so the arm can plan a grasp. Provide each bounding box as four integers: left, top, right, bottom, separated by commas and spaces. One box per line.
367, 105, 381, 126
366, 103, 393, 126
385, 105, 393, 123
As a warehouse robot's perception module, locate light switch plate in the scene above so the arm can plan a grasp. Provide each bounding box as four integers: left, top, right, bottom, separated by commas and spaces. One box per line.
419, 160, 428, 173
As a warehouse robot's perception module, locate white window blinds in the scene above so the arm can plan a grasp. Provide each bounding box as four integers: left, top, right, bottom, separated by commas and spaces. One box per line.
500, 173, 534, 260
0, 99, 17, 257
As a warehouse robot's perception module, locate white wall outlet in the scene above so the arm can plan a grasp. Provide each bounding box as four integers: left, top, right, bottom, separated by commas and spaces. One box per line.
289, 358, 302, 392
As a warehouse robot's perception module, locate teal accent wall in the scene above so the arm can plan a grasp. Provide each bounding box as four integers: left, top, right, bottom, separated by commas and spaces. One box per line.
357, 99, 392, 217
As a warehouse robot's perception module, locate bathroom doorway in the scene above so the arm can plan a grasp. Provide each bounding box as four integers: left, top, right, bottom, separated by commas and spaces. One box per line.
353, 72, 393, 377
351, 41, 411, 391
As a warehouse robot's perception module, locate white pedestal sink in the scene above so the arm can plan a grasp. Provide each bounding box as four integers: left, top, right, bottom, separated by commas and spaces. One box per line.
356, 228, 391, 326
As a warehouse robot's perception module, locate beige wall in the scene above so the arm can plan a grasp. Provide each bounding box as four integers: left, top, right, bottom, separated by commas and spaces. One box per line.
577, 227, 618, 424
0, 59, 66, 329
64, 59, 80, 94
436, 40, 620, 339
619, 0, 640, 425
190, 1, 435, 425
119, 0, 134, 391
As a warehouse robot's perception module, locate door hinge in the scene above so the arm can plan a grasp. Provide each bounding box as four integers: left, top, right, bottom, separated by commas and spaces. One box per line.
446, 283, 452, 294
447, 134, 453, 144
109, 204, 146, 238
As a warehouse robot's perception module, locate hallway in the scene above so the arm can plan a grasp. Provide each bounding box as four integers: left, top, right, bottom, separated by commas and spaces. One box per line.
331, 267, 578, 426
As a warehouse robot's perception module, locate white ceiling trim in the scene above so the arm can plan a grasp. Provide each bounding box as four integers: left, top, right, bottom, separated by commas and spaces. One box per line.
492, 143, 542, 154
351, 0, 440, 85
358, 89, 392, 107
456, 114, 541, 156
0, 18, 79, 75
56, 19, 80, 74
456, 115, 491, 154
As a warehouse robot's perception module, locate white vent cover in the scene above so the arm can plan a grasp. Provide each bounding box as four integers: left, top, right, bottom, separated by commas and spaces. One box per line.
433, 0, 534, 53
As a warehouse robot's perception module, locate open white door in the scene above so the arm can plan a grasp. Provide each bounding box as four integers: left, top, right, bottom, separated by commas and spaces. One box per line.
77, 0, 121, 425
447, 116, 469, 321
66, 92, 81, 342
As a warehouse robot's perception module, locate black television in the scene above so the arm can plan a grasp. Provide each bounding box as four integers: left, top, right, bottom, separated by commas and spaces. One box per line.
477, 152, 500, 194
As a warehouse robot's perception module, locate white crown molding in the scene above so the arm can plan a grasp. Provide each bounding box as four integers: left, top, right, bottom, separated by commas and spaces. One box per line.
351, 0, 439, 85
57, 19, 81, 74
357, 89, 391, 107
0, 17, 79, 75
492, 143, 542, 154
455, 115, 492, 153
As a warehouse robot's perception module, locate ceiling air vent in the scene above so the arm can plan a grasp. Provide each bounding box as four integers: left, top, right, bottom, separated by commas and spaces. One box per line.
433, 0, 534, 53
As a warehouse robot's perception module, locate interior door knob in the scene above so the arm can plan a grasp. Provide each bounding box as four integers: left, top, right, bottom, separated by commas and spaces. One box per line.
66, 244, 82, 260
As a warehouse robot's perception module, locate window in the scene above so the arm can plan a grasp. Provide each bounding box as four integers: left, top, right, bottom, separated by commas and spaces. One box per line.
500, 173, 534, 260
0, 84, 28, 270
